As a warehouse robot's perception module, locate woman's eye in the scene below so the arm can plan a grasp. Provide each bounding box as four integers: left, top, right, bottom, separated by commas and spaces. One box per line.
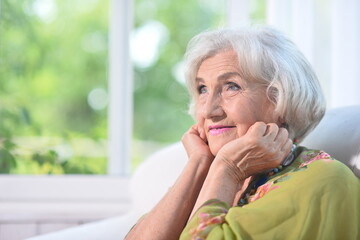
222, 82, 241, 98
197, 85, 207, 94
225, 82, 241, 91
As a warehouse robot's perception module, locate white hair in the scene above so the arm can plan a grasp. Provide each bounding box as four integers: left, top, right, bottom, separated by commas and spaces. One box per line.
183, 26, 326, 142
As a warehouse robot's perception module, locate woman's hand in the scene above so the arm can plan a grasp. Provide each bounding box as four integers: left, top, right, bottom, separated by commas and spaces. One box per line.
215, 122, 293, 182
182, 124, 214, 162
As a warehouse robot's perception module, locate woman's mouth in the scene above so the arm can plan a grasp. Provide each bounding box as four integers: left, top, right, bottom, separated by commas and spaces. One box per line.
208, 125, 236, 136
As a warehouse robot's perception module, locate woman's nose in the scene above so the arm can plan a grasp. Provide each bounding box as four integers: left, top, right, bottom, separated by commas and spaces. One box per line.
202, 93, 225, 119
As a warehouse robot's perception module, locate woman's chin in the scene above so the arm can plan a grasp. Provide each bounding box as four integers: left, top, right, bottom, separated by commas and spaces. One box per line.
209, 143, 224, 156
210, 148, 218, 156
208, 133, 238, 156
208, 137, 235, 156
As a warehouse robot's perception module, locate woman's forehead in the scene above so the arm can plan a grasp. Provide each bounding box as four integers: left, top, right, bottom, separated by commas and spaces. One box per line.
196, 51, 239, 75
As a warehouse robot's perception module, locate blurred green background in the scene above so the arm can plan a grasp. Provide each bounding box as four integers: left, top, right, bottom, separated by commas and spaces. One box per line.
0, 0, 265, 174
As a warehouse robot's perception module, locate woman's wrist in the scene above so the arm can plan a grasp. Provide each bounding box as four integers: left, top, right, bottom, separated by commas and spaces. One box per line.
188, 153, 214, 167
213, 155, 246, 182
206, 161, 244, 205
190, 158, 244, 212
181, 155, 213, 191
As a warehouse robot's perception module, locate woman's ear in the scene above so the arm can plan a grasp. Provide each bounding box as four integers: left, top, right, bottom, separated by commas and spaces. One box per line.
278, 117, 298, 143
278, 117, 289, 130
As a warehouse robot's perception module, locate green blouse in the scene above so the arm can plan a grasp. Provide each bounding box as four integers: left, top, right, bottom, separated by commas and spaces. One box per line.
180, 147, 360, 240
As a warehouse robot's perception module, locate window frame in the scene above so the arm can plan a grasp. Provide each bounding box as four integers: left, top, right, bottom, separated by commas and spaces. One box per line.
108, 0, 133, 176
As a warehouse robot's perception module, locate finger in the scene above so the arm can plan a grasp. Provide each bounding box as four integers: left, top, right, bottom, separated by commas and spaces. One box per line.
246, 121, 267, 137
189, 124, 208, 144
196, 118, 205, 130
274, 127, 289, 145
264, 123, 279, 140
183, 125, 199, 142
280, 138, 293, 154
198, 126, 207, 141
187, 125, 198, 135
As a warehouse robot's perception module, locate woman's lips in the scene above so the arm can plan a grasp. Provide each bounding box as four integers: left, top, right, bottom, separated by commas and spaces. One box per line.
208, 126, 235, 136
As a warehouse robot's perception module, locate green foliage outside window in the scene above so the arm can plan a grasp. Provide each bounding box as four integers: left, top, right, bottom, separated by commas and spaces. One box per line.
0, 0, 109, 174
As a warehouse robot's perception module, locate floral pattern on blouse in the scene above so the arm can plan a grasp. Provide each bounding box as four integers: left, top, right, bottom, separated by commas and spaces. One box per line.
247, 181, 279, 203
299, 150, 334, 168
189, 213, 226, 240
188, 148, 335, 239
189, 199, 228, 240
247, 150, 334, 204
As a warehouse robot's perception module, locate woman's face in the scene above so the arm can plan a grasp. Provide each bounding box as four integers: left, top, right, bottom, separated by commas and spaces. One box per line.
195, 50, 278, 155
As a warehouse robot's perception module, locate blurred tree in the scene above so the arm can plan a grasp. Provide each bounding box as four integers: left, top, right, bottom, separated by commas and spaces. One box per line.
0, 0, 109, 173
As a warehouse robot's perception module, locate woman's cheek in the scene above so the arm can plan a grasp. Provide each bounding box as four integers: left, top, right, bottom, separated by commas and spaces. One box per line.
207, 131, 237, 155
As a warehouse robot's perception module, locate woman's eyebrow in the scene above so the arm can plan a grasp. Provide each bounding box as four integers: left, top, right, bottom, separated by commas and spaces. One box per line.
195, 72, 241, 84
218, 72, 241, 81
195, 77, 204, 84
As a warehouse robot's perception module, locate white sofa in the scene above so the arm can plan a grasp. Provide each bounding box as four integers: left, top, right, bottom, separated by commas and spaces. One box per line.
27, 105, 360, 240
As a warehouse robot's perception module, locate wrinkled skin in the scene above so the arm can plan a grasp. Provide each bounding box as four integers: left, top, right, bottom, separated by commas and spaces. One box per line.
215, 122, 292, 181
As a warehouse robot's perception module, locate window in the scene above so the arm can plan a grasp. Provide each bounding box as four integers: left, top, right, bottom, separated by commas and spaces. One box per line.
0, 0, 109, 174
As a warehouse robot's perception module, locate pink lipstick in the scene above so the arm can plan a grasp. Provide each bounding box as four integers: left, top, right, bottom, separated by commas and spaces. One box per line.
208, 125, 235, 136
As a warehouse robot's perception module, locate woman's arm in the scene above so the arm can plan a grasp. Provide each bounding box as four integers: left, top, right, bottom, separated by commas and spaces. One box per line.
125, 125, 214, 240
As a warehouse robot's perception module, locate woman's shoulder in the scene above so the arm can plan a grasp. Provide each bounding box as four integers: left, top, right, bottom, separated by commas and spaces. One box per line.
296, 147, 354, 176
284, 146, 360, 188
262, 146, 359, 196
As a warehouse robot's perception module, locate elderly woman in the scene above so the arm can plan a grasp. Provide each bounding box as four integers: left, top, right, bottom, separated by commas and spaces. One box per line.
126, 27, 360, 240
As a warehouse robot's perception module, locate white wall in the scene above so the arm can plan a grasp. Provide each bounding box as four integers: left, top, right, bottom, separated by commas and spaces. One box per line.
267, 0, 360, 108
